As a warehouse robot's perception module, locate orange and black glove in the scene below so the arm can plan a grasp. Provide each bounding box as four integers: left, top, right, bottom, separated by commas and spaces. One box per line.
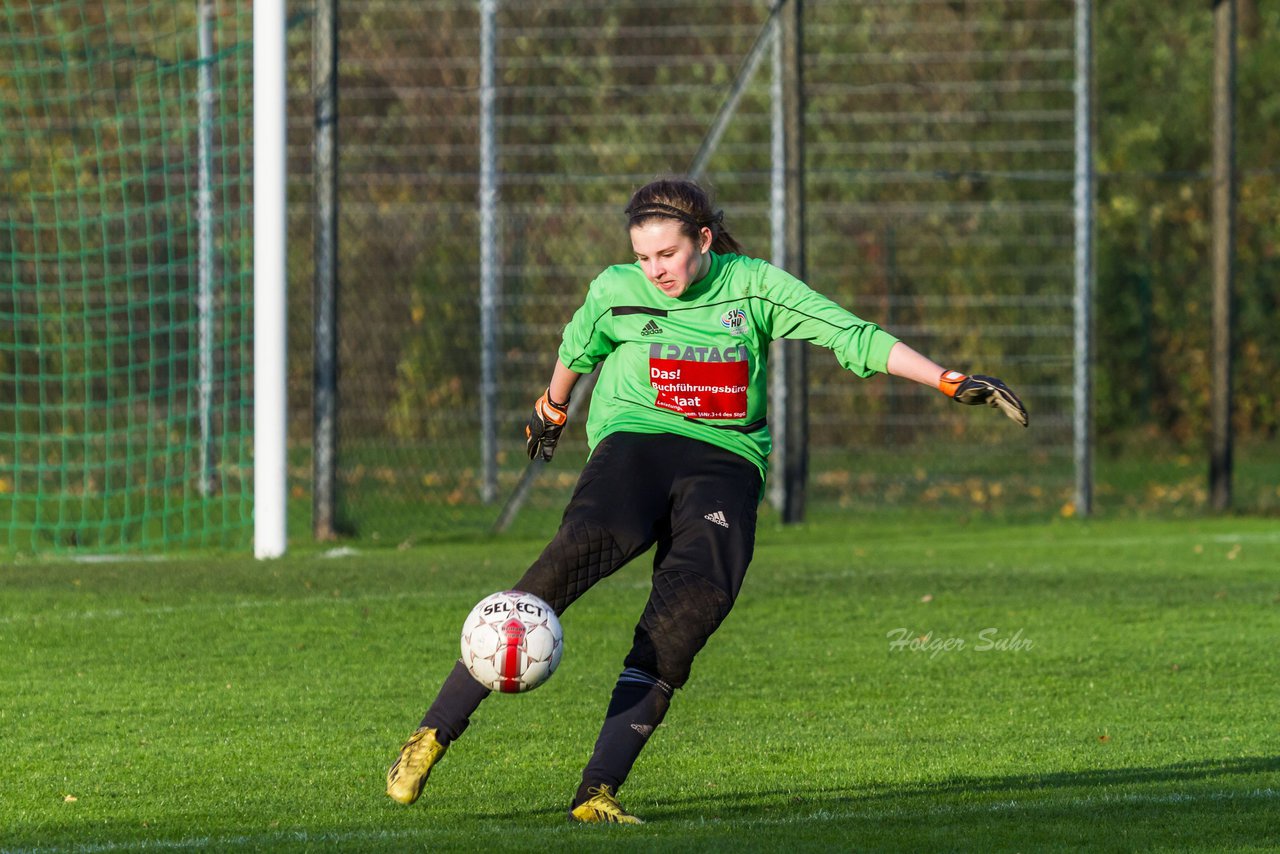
939, 370, 1029, 427
525, 389, 570, 461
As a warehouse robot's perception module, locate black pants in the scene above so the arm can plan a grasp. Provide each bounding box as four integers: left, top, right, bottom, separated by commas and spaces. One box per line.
420, 431, 762, 752
517, 430, 763, 688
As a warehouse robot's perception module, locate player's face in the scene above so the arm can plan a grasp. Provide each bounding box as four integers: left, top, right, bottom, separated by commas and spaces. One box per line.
630, 220, 712, 298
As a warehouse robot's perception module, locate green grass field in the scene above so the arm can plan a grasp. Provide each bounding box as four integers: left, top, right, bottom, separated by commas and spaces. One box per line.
3, 512, 1279, 852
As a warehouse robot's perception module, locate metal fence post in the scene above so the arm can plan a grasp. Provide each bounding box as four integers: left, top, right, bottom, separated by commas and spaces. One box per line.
780, 0, 807, 524
768, 17, 786, 512
197, 0, 216, 498
1210, 0, 1236, 511
1072, 0, 1094, 517
479, 0, 500, 504
313, 0, 339, 540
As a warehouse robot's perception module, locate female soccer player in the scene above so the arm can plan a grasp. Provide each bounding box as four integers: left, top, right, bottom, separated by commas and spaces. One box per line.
386, 177, 1027, 823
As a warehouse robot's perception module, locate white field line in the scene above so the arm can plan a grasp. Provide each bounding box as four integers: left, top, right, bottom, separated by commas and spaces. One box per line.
38, 527, 1280, 569
4, 787, 1276, 853
1207, 531, 1280, 543
881, 530, 1280, 552
0, 590, 427, 626
0, 580, 659, 627
62, 546, 361, 563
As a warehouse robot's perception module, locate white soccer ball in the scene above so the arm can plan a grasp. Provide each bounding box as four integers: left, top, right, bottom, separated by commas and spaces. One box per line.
460, 590, 563, 693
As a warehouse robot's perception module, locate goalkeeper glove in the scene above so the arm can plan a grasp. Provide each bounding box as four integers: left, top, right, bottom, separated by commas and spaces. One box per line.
938, 370, 1029, 428
525, 389, 570, 461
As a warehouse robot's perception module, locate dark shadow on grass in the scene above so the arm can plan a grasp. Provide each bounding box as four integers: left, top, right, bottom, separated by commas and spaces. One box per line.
471, 757, 1280, 819
628, 755, 1280, 851
468, 755, 1280, 822
660, 755, 1280, 809
458, 756, 1280, 849
15, 760, 1272, 852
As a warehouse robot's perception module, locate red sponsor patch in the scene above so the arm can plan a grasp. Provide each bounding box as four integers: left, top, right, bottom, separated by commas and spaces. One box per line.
649, 357, 748, 420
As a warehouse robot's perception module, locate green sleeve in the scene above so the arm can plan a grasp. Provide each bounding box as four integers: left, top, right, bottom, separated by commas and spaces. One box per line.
756, 262, 899, 378
557, 276, 618, 373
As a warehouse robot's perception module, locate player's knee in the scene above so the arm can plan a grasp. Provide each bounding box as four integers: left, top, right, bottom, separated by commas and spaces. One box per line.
624, 571, 734, 689
560, 502, 654, 555
515, 517, 630, 613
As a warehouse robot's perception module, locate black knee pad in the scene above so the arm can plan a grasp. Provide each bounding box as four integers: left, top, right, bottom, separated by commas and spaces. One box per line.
623, 570, 734, 689
514, 518, 628, 614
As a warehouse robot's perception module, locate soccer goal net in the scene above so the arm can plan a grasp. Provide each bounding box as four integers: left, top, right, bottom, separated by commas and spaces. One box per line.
1, 3, 255, 552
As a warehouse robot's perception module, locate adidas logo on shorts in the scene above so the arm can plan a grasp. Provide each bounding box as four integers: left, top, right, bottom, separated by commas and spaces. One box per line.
640, 319, 663, 336
704, 510, 729, 528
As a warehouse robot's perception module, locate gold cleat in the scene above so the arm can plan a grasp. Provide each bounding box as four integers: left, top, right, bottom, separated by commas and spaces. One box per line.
569, 784, 644, 824
386, 726, 447, 805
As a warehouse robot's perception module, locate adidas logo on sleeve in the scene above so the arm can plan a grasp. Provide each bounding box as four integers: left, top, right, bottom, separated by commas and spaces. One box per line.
703, 510, 729, 528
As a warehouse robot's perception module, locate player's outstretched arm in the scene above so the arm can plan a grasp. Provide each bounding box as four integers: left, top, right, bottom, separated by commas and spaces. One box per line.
886, 342, 1029, 428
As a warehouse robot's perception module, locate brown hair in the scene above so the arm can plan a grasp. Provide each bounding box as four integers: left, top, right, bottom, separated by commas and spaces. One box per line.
625, 177, 745, 256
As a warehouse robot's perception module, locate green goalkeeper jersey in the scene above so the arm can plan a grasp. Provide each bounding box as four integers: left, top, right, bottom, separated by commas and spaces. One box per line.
558, 252, 900, 482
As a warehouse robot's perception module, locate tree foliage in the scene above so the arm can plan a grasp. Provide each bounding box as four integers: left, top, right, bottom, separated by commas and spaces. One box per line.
1094, 0, 1279, 444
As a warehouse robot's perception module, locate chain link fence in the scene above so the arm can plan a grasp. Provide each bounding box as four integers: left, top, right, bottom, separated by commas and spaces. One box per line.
282, 0, 1081, 543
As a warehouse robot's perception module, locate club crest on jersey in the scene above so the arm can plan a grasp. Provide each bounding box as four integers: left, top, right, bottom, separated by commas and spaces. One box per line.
720, 308, 747, 335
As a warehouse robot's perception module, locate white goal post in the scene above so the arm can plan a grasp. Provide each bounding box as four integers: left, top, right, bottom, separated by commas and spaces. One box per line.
254, 0, 288, 559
